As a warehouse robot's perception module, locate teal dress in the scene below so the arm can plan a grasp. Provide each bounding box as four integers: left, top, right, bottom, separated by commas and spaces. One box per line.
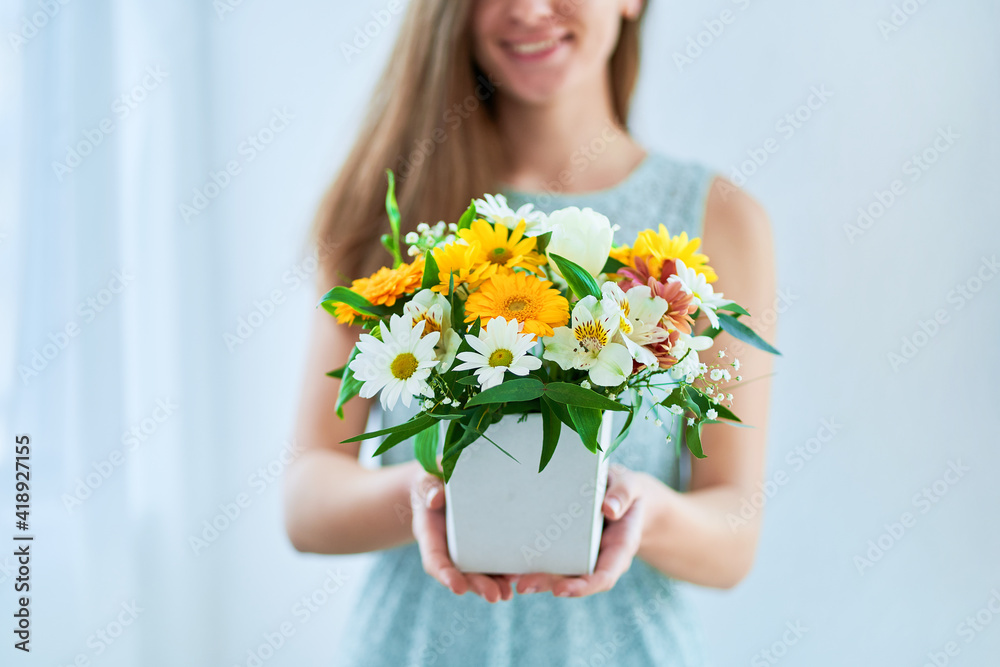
337, 154, 717, 666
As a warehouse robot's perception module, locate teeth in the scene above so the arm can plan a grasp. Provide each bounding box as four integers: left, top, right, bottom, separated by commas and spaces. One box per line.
510, 39, 558, 55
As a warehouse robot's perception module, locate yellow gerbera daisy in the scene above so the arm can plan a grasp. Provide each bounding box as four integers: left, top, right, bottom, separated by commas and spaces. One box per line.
465, 272, 569, 338
458, 219, 547, 280
431, 241, 491, 293
334, 258, 424, 324
632, 225, 718, 283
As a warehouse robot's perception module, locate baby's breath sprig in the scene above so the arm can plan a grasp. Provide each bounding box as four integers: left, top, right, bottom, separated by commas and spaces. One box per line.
405, 221, 459, 257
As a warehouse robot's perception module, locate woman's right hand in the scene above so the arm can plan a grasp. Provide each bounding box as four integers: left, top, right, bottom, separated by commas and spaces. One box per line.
410, 471, 515, 603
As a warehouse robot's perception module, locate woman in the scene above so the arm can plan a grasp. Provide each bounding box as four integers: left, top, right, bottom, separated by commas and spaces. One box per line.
285, 0, 775, 664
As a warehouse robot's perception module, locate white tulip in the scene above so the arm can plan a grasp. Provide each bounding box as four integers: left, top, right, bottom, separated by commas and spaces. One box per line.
544, 206, 614, 277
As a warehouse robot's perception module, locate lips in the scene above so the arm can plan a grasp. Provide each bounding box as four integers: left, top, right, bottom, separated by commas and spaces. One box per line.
502, 33, 572, 61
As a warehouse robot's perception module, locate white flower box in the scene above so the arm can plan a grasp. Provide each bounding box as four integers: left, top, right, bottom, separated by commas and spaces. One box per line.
444, 412, 612, 575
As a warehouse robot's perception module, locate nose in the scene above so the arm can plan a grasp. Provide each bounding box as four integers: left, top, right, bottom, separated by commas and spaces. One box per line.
506, 0, 558, 27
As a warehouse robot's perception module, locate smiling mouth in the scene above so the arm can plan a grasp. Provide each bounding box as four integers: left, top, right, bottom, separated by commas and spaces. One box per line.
504, 34, 572, 59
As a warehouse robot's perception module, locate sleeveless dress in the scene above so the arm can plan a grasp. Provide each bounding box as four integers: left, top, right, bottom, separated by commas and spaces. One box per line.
337, 153, 718, 666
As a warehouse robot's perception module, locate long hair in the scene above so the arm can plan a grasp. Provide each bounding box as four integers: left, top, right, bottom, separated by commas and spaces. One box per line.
314, 0, 647, 284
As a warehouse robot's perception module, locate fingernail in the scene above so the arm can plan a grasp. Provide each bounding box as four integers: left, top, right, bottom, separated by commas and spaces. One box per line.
425, 487, 439, 507
523, 586, 537, 595
557, 591, 571, 597
606, 497, 621, 516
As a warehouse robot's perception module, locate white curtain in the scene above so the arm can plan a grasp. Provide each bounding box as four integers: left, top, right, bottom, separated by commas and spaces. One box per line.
2, 1, 370, 664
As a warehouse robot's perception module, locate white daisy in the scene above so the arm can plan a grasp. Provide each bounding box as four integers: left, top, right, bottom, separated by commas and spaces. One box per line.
473, 193, 547, 234
668, 259, 732, 328
454, 316, 541, 389
349, 314, 440, 411
542, 295, 633, 387
404, 289, 461, 372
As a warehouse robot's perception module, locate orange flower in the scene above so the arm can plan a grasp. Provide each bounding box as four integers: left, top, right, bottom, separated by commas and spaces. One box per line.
334, 258, 424, 324
464, 272, 569, 338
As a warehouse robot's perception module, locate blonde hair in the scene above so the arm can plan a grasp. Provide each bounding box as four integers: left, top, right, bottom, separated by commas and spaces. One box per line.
314, 0, 646, 283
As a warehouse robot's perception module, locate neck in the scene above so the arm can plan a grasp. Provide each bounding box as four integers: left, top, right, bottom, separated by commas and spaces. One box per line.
495, 73, 645, 195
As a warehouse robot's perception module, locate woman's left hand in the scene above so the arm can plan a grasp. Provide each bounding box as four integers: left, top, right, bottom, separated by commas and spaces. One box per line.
515, 464, 647, 598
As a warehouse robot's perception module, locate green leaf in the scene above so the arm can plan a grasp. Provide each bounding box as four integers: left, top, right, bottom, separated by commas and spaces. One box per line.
683, 386, 710, 418
718, 313, 781, 355
334, 347, 363, 418
456, 200, 476, 231
538, 399, 562, 472
709, 402, 742, 423
543, 395, 573, 429
457, 376, 481, 386
326, 364, 346, 380
685, 422, 705, 458
421, 250, 439, 290
441, 407, 494, 480
466, 378, 545, 407
549, 253, 601, 300
701, 326, 723, 340
342, 412, 435, 445
414, 422, 442, 478
568, 404, 603, 453
606, 407, 635, 458
718, 302, 750, 317
384, 170, 402, 267
533, 231, 553, 255
541, 382, 629, 412
319, 286, 391, 319
601, 256, 626, 274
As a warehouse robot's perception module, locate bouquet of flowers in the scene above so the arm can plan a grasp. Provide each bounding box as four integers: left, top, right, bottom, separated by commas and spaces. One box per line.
322, 172, 779, 481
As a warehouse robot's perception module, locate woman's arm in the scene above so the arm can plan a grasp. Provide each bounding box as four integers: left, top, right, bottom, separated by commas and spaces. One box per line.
283, 309, 420, 554
283, 300, 515, 602
635, 177, 775, 588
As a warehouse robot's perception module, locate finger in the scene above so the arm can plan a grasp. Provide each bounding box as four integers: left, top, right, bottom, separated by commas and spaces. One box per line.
516, 573, 560, 595
413, 474, 445, 511
466, 573, 502, 603
602, 464, 640, 520
412, 496, 467, 596
493, 575, 514, 601
556, 501, 645, 598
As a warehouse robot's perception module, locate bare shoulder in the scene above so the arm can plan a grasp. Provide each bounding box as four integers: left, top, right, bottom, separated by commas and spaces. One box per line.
702, 176, 771, 251
700, 177, 775, 303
